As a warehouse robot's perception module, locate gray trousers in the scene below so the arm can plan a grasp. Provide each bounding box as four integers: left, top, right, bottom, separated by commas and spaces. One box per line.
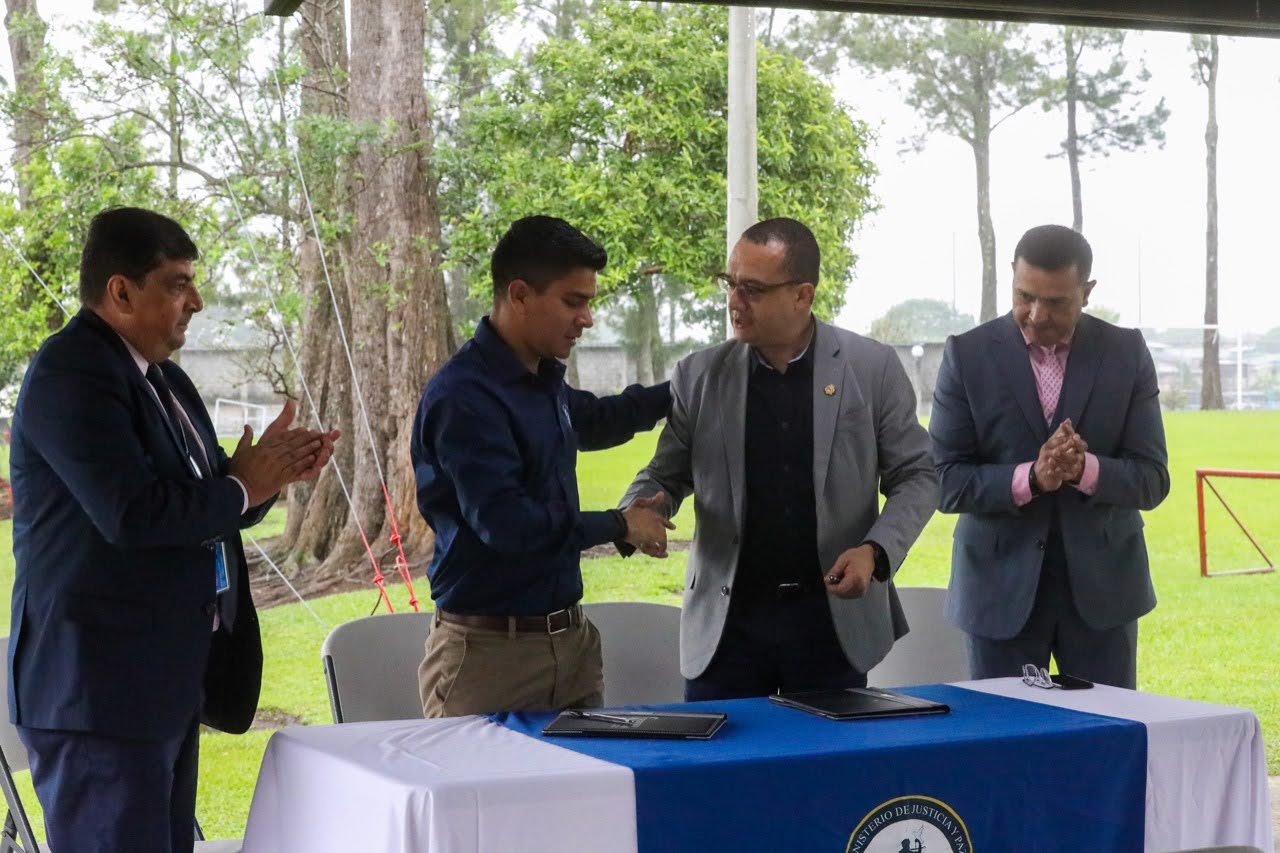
965, 534, 1138, 690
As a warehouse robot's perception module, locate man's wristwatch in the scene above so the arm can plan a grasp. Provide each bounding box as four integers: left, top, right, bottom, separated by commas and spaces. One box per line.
1028, 465, 1044, 497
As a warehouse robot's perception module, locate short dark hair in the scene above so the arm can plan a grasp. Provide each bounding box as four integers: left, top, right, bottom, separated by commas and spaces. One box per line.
1013, 224, 1093, 281
740, 217, 820, 285
491, 216, 608, 300
79, 207, 199, 305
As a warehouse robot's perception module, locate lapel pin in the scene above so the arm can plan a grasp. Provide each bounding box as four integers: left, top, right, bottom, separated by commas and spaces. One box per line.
824, 384, 836, 396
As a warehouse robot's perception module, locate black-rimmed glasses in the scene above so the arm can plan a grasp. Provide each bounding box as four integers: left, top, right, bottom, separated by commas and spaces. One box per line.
714, 273, 806, 300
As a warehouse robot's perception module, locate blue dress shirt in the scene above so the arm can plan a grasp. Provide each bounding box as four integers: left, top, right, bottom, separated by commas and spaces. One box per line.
412, 317, 671, 616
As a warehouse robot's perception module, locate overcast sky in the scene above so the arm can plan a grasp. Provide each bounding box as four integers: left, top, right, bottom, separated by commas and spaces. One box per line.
824, 27, 1280, 336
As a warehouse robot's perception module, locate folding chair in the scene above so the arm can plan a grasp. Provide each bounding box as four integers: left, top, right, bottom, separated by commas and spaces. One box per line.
583, 602, 684, 706
867, 586, 971, 688
321, 612, 435, 723
0, 637, 241, 852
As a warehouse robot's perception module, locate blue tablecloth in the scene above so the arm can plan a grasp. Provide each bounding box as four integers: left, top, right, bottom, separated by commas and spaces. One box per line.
496, 684, 1147, 852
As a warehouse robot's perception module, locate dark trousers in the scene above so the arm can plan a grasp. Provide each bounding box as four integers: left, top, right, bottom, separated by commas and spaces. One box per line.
685, 587, 866, 701
965, 535, 1138, 689
17, 716, 200, 853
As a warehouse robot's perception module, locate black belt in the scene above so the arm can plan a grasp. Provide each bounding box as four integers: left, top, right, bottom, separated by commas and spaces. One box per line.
437, 605, 584, 634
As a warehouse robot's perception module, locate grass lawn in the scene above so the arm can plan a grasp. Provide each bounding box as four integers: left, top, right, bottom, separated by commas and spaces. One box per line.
1, 410, 1279, 840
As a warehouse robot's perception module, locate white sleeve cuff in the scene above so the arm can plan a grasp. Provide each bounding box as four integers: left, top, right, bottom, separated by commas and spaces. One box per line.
227, 475, 250, 514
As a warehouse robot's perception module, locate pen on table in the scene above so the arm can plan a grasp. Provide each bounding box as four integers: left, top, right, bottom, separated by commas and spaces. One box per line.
569, 710, 635, 725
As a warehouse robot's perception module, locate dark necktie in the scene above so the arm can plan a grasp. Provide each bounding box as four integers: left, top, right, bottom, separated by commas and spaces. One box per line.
145, 364, 211, 479
146, 364, 237, 626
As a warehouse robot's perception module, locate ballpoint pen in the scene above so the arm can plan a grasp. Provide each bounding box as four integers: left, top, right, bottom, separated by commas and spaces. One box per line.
569, 710, 637, 726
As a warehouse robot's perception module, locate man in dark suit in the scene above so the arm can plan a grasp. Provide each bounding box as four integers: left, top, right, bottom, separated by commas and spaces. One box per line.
930, 224, 1169, 689
7, 207, 338, 852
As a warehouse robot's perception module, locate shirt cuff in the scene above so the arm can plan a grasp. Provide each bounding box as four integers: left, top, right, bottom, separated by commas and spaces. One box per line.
1012, 461, 1035, 507
1070, 452, 1100, 496
580, 510, 623, 549
227, 475, 250, 514
861, 540, 891, 582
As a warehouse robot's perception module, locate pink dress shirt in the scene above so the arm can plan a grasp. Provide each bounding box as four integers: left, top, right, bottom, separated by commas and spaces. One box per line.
1011, 330, 1100, 506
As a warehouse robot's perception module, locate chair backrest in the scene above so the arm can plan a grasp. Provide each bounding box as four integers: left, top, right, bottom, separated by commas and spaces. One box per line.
0, 637, 41, 852
0, 640, 27, 775
583, 602, 683, 706
866, 587, 970, 688
321, 612, 434, 724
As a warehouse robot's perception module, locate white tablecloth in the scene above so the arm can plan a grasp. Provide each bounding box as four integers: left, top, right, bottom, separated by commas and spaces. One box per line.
242, 682, 1272, 853
242, 715, 637, 853
960, 678, 1273, 853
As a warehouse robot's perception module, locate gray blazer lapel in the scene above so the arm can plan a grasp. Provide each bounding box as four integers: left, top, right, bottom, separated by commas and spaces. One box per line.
718, 343, 750, 530
812, 321, 845, 497
993, 314, 1049, 442
1055, 313, 1103, 428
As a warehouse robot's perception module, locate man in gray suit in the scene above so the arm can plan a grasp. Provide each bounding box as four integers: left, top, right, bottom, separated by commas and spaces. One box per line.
621, 218, 937, 700
930, 225, 1169, 689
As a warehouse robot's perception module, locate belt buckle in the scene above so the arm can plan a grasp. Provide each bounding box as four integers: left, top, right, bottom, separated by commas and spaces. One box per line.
776, 582, 803, 599
546, 608, 571, 635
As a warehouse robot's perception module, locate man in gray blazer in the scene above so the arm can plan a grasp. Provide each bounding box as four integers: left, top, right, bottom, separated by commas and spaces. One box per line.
621, 218, 937, 700
930, 225, 1169, 689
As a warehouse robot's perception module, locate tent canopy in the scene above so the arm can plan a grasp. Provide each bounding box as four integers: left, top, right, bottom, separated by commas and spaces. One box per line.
267, 0, 1280, 36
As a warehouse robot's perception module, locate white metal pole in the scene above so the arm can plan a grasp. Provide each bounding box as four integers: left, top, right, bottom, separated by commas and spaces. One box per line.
1236, 329, 1244, 409
726, 6, 758, 336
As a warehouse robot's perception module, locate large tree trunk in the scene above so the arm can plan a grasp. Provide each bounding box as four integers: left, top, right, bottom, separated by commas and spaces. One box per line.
5, 0, 59, 330
634, 284, 659, 385
282, 0, 360, 573
1064, 27, 1084, 233
5, 0, 45, 210
1200, 36, 1223, 410
315, 0, 451, 583
968, 52, 998, 323
284, 237, 356, 569
972, 131, 998, 323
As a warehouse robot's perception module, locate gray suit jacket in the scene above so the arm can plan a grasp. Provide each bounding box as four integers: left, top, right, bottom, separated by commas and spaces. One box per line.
929, 312, 1170, 640
622, 319, 938, 678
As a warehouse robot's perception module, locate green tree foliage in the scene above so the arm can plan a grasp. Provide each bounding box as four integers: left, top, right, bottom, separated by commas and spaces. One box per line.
1040, 27, 1168, 232
443, 2, 878, 342
0, 2, 335, 397
788, 14, 1039, 324
868, 298, 974, 344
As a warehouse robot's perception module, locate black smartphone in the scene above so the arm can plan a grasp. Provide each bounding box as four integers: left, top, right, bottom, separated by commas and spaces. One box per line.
1051, 673, 1094, 690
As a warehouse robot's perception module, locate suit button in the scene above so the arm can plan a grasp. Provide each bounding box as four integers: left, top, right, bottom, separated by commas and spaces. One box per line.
720, 585, 731, 597
1036, 540, 1046, 551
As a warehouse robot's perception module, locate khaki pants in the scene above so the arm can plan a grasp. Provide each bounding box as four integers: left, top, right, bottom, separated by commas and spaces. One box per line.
418, 613, 605, 718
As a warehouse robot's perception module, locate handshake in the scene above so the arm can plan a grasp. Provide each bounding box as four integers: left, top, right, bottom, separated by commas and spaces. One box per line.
1034, 418, 1087, 493
620, 491, 676, 558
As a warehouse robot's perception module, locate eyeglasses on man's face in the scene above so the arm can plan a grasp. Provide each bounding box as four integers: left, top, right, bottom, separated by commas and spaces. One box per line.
714, 273, 806, 300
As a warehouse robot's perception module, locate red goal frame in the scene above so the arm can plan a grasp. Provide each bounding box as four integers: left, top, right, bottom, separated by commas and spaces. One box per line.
1196, 469, 1278, 578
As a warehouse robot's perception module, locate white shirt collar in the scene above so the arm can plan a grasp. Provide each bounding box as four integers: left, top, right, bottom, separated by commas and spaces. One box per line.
116, 331, 151, 376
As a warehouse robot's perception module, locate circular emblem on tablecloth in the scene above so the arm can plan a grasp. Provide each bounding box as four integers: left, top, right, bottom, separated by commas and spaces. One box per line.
846, 795, 972, 853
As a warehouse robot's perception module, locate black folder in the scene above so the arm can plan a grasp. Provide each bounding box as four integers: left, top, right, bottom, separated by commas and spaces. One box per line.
542, 709, 728, 740
769, 687, 950, 721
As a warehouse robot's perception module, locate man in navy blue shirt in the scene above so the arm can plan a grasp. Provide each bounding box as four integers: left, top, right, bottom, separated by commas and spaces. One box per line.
412, 216, 674, 717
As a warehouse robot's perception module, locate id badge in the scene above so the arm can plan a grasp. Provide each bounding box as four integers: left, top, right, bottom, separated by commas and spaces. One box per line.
214, 541, 230, 594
